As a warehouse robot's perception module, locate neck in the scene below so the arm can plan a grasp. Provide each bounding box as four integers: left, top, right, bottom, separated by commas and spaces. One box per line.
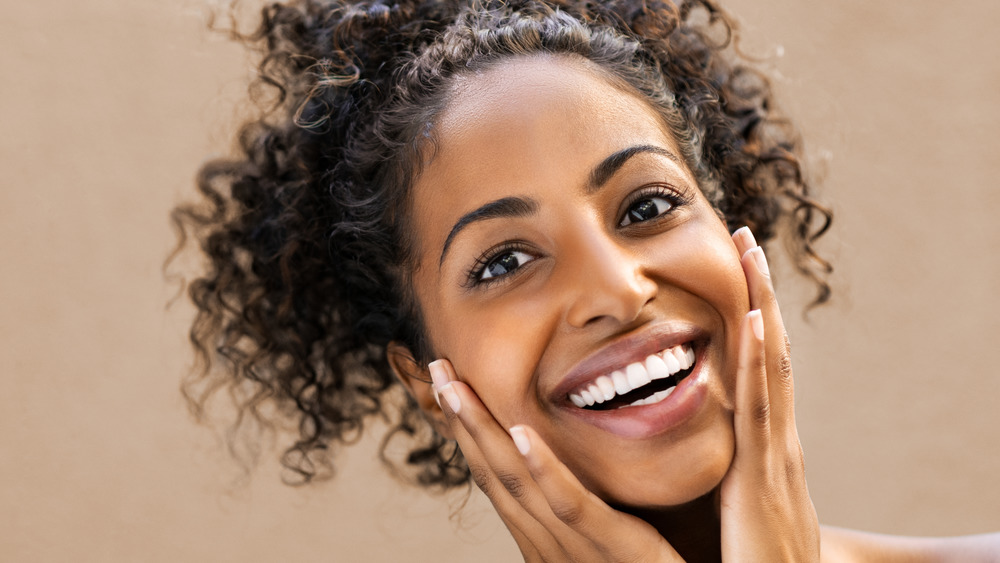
618, 489, 721, 563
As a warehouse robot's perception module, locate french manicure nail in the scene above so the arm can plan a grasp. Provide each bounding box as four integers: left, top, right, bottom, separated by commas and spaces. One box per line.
438, 383, 461, 414
509, 426, 531, 456
751, 246, 770, 278
733, 226, 757, 249
432, 386, 442, 409
749, 309, 764, 341
428, 359, 450, 389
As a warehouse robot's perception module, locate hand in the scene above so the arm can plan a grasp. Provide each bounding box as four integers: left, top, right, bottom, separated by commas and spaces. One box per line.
720, 227, 821, 561
428, 361, 684, 563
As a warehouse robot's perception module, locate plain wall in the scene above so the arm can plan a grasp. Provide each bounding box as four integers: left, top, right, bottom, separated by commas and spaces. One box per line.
1, 0, 997, 561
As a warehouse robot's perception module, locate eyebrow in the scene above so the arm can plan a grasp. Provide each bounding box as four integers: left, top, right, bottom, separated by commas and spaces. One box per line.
438, 145, 681, 268
439, 196, 538, 267
589, 145, 681, 190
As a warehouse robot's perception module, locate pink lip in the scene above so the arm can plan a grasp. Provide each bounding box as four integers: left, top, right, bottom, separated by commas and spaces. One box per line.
549, 321, 707, 404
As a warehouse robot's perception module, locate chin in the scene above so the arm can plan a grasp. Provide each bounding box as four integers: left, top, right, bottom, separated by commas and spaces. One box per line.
570, 418, 736, 511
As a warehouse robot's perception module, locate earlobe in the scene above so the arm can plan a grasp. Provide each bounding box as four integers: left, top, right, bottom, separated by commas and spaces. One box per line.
386, 342, 454, 439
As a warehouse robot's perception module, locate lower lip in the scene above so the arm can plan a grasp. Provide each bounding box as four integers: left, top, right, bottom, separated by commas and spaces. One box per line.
563, 348, 709, 439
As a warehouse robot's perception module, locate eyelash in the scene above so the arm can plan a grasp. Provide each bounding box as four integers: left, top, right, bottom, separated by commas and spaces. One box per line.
465, 185, 687, 288
464, 241, 535, 289
617, 185, 686, 228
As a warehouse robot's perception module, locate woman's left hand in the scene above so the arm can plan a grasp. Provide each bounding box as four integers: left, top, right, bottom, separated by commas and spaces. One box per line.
720, 227, 821, 561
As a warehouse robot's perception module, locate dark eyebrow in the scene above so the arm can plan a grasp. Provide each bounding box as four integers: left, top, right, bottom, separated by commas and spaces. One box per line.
439, 196, 538, 267
589, 145, 681, 191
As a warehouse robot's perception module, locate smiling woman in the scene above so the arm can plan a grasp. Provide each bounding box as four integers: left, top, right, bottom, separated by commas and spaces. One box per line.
172, 0, 998, 560
397, 57, 751, 515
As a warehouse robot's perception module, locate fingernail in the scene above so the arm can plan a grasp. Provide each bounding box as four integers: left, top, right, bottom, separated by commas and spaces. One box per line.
749, 309, 764, 341
751, 246, 770, 277
438, 383, 461, 414
432, 387, 442, 409
733, 226, 757, 248
428, 359, 450, 389
509, 425, 531, 455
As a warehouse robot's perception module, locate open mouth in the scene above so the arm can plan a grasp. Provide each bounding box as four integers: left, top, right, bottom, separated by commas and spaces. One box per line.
568, 343, 696, 411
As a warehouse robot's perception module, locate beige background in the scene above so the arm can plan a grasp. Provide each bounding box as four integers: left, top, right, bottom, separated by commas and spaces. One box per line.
2, 0, 998, 561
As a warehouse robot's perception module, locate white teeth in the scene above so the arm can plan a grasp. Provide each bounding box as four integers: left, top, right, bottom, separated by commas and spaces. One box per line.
661, 350, 681, 374
630, 360, 654, 387
612, 370, 631, 395
672, 346, 690, 370
629, 386, 675, 407
567, 343, 697, 408
623, 363, 647, 389
596, 376, 616, 402
644, 354, 669, 381
588, 384, 603, 403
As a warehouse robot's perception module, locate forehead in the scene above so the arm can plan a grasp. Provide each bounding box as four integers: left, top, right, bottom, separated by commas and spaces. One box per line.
409, 55, 682, 260
433, 55, 673, 164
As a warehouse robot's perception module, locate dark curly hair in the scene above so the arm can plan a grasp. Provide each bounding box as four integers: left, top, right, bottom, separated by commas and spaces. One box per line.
172, 0, 832, 488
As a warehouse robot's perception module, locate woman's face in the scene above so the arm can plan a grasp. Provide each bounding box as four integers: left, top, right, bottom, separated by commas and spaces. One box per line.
406, 55, 750, 509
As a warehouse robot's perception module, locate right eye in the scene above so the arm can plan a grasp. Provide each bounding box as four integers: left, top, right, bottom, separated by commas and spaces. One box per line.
478, 249, 536, 282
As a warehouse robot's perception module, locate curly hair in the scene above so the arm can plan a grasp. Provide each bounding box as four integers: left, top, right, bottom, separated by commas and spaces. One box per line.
172, 0, 832, 488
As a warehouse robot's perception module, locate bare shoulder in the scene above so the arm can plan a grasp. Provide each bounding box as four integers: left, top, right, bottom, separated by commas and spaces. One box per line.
820, 524, 1000, 563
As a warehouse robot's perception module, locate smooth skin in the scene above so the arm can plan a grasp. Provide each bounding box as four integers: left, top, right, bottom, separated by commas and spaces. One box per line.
401, 55, 750, 517
427, 228, 817, 562
388, 54, 1000, 561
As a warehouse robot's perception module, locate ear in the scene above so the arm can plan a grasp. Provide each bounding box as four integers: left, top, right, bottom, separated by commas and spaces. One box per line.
387, 341, 454, 440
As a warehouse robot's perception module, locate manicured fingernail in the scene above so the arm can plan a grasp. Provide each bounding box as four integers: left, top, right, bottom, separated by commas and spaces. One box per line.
750, 246, 770, 277
432, 387, 442, 409
733, 226, 757, 248
428, 359, 450, 389
509, 426, 531, 456
749, 309, 764, 341
438, 383, 461, 414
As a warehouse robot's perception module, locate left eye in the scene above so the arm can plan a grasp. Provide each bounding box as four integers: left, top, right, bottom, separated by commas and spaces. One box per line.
480, 250, 535, 281
619, 195, 673, 227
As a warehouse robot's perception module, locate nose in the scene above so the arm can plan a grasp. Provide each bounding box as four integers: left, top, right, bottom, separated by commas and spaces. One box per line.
563, 231, 658, 329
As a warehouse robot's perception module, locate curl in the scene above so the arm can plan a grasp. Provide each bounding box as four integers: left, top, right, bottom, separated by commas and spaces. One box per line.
171, 0, 833, 488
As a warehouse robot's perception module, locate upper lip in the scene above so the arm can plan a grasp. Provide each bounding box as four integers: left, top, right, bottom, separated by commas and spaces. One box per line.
550, 321, 706, 404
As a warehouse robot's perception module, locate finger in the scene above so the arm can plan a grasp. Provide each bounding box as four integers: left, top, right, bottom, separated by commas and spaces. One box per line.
430, 360, 580, 561
440, 380, 594, 556
731, 225, 757, 258
731, 226, 783, 316
428, 360, 561, 561
740, 245, 795, 429
511, 424, 683, 562
732, 310, 770, 457
496, 512, 546, 563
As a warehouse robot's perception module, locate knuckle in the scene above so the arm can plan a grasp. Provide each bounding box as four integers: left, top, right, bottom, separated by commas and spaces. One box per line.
496, 470, 529, 500
470, 466, 493, 493
778, 352, 793, 377
550, 497, 587, 527
784, 455, 803, 480
752, 398, 771, 428
784, 444, 806, 477
777, 334, 794, 382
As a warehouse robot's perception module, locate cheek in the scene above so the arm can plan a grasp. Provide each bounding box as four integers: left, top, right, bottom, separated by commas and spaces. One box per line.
646, 219, 749, 317
644, 218, 749, 395
428, 293, 557, 426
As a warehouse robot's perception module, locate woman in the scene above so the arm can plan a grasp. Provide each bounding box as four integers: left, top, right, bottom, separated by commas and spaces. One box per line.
174, 0, 999, 560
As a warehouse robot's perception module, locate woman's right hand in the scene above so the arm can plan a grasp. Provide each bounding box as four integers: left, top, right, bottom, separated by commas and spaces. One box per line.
429, 360, 684, 563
